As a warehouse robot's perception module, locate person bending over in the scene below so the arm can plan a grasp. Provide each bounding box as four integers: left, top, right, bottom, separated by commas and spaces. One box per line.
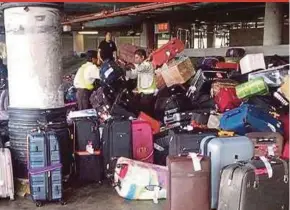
74, 50, 100, 110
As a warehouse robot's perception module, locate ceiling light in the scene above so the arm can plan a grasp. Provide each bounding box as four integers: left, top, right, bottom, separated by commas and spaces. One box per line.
78, 31, 99, 35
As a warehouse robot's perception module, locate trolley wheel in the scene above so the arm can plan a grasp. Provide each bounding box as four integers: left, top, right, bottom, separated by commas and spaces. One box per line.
35, 201, 43, 207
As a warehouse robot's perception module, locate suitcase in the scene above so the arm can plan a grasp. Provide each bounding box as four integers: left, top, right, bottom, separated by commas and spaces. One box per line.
280, 114, 289, 159
27, 131, 65, 207
225, 48, 245, 57
132, 120, 154, 163
240, 53, 266, 74
215, 62, 239, 71
137, 112, 160, 134
100, 60, 125, 86
167, 154, 211, 210
73, 117, 100, 151
168, 129, 218, 156
150, 38, 185, 68
114, 157, 167, 202
200, 135, 254, 209
164, 110, 209, 127
246, 132, 284, 157
187, 69, 230, 102
190, 111, 210, 128
218, 157, 289, 210
118, 44, 148, 64
74, 151, 103, 183
153, 128, 218, 166
235, 77, 269, 99
211, 79, 239, 97
161, 57, 195, 87
248, 64, 289, 87
196, 56, 220, 70
102, 119, 132, 176
214, 87, 242, 113
0, 148, 14, 200
220, 104, 283, 135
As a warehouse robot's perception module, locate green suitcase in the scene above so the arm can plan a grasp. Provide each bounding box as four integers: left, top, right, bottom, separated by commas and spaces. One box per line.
235, 77, 269, 99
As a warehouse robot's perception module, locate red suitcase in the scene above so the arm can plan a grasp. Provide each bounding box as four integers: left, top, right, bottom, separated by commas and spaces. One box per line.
150, 38, 185, 68
280, 114, 289, 159
215, 62, 239, 71
214, 87, 242, 113
132, 120, 154, 163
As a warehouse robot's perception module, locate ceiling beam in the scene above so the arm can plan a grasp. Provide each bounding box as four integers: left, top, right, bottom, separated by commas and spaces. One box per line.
62, 2, 189, 25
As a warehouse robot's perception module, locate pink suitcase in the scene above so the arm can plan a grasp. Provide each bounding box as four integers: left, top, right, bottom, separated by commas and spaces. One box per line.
150, 38, 185, 68
0, 148, 14, 200
132, 120, 154, 163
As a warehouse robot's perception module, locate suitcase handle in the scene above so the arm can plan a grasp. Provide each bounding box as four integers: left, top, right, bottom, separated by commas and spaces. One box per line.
225, 109, 241, 118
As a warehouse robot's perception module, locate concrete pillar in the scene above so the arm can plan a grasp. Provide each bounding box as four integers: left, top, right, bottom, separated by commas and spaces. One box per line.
140, 21, 154, 50
207, 24, 215, 48
263, 2, 283, 46
3, 3, 64, 109
73, 32, 85, 54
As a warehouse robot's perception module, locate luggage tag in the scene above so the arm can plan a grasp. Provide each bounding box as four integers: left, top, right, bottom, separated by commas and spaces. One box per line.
86, 141, 94, 154
188, 152, 202, 171
267, 145, 276, 157
259, 156, 273, 178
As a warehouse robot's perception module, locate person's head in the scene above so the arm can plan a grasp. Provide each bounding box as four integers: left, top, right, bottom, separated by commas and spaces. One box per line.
134, 49, 147, 65
105, 31, 112, 42
86, 50, 98, 65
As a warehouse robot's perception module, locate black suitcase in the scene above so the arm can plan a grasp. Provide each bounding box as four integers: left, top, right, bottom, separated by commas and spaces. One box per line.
75, 151, 103, 183
102, 119, 132, 176
153, 128, 218, 166
218, 157, 289, 210
73, 117, 100, 151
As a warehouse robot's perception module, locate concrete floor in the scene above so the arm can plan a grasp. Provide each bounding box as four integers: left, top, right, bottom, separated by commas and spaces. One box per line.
0, 184, 165, 210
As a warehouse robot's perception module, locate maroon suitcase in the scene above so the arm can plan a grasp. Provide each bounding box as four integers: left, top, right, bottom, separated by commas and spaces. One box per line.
118, 44, 148, 64
167, 154, 211, 210
132, 120, 154, 163
150, 38, 185, 68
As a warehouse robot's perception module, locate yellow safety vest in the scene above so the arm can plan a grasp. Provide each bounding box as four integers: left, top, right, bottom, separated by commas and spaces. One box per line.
77, 63, 94, 90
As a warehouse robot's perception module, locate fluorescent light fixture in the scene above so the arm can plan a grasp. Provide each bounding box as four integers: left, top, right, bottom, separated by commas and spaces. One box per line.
78, 31, 99, 35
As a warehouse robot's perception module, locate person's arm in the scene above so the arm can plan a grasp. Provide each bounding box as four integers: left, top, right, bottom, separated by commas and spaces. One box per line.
97, 41, 104, 63
135, 61, 154, 74
84, 65, 100, 85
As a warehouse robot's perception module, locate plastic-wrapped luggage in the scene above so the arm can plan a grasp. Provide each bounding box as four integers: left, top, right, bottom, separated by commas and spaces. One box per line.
248, 64, 289, 87
214, 87, 242, 113
218, 157, 289, 210
114, 157, 167, 203
167, 153, 211, 210
246, 132, 284, 157
132, 120, 154, 163
200, 135, 254, 209
220, 104, 283, 135
235, 77, 269, 99
27, 130, 65, 207
211, 79, 239, 97
160, 57, 195, 87
150, 38, 184, 68
0, 147, 14, 200
240, 53, 266, 74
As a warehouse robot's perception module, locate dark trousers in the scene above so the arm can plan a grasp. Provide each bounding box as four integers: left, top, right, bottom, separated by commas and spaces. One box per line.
76, 89, 92, 110
139, 93, 156, 117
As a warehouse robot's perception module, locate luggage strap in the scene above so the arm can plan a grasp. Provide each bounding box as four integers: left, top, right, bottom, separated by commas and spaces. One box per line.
28, 163, 62, 175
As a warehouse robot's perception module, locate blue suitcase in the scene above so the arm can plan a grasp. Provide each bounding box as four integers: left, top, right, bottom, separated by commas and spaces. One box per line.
27, 130, 66, 207
220, 104, 283, 135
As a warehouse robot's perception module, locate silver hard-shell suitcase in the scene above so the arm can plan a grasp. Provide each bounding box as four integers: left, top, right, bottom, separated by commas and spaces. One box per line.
200, 135, 254, 209
0, 148, 14, 200
218, 157, 289, 210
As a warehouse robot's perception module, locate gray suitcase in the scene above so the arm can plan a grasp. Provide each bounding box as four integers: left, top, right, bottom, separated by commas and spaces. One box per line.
218, 158, 289, 210
200, 136, 254, 209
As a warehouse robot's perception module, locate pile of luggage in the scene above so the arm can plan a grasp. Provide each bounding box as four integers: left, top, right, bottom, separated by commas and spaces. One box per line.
0, 39, 289, 210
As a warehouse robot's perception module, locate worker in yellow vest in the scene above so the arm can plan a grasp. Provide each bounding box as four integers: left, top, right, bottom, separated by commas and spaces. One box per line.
74, 50, 100, 110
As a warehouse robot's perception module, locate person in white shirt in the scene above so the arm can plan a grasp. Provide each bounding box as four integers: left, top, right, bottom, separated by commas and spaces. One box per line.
126, 49, 157, 116
73, 50, 100, 110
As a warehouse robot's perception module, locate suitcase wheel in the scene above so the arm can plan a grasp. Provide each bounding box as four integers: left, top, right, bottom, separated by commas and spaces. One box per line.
60, 199, 67, 206
35, 201, 43, 207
